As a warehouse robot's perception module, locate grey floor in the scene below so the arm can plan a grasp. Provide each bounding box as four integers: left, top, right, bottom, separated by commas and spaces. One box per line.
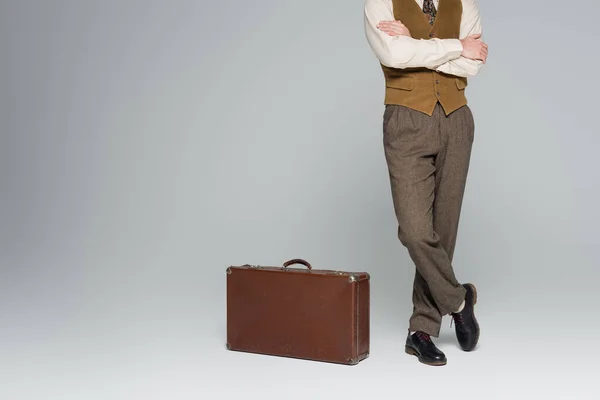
2, 263, 598, 400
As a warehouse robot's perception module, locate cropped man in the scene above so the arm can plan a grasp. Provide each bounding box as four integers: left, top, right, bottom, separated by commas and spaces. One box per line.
363, 0, 488, 366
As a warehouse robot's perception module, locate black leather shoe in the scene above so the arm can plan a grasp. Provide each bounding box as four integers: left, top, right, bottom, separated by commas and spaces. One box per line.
405, 331, 447, 366
450, 283, 480, 351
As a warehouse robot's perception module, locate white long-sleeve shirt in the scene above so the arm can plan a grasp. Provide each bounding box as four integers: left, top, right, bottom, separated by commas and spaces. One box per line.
364, 0, 484, 77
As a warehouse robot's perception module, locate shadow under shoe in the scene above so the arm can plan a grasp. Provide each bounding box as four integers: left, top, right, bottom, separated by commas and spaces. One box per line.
405, 331, 447, 366
450, 283, 480, 351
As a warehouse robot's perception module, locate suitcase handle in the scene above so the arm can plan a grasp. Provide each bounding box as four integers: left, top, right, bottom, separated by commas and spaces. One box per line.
282, 259, 312, 270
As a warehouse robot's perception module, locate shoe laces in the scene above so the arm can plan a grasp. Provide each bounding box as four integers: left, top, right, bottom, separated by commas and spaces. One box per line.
415, 331, 432, 342
450, 312, 464, 328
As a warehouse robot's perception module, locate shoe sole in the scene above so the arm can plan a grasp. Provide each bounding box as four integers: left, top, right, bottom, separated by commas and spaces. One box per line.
464, 283, 480, 351
405, 345, 447, 366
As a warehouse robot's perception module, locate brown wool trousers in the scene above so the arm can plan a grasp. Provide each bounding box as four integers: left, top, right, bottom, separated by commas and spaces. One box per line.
383, 102, 474, 337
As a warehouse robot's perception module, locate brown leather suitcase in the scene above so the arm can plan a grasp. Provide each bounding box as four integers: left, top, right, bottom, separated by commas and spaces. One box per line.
226, 258, 370, 365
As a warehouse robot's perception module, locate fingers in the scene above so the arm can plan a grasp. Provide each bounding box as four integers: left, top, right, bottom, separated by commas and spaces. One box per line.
377, 21, 410, 37
478, 48, 488, 63
481, 44, 488, 61
377, 20, 407, 30
473, 40, 488, 62
380, 27, 410, 36
469, 33, 482, 39
377, 24, 406, 32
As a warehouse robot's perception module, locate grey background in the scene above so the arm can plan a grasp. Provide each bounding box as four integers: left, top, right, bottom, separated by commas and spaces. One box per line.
2, 0, 599, 399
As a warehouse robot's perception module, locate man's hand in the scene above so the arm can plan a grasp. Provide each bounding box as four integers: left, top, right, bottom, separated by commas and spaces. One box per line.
377, 20, 411, 37
459, 34, 488, 63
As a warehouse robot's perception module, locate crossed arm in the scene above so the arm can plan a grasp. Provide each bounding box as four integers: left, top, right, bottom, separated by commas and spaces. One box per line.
363, 0, 487, 77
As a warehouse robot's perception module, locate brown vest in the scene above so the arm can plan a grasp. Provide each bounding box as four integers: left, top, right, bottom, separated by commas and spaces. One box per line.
382, 0, 468, 116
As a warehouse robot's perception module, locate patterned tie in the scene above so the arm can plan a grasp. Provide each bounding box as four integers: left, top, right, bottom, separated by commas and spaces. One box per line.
423, 0, 437, 25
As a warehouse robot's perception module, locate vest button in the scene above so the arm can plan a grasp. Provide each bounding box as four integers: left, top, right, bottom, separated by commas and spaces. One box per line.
435, 80, 439, 84
436, 92, 440, 96
429, 33, 436, 38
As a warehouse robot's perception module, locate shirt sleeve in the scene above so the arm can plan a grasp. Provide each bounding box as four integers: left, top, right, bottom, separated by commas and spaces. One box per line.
432, 0, 484, 77
364, 0, 463, 69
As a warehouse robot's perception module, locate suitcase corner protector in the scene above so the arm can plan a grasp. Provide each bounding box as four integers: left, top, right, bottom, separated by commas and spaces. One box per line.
350, 352, 369, 365
348, 273, 370, 283
226, 267, 232, 274
226, 342, 232, 350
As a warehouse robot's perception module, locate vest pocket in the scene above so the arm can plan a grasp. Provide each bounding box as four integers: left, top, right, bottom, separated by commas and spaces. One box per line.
386, 76, 414, 91
455, 77, 468, 90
